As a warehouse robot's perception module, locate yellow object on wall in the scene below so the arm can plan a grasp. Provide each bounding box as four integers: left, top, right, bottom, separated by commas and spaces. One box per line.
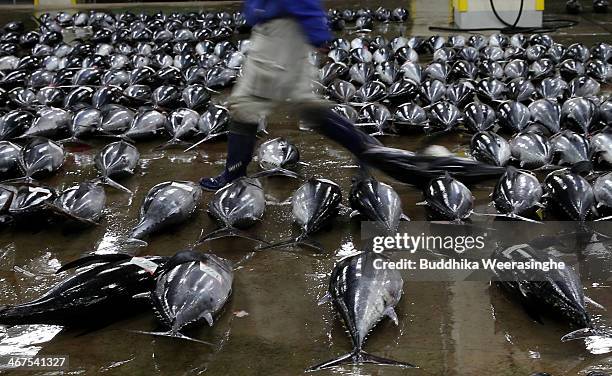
454, 0, 469, 12
535, 0, 545, 10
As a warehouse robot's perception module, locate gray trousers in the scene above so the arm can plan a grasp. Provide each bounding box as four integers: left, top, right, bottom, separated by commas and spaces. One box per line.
227, 18, 325, 135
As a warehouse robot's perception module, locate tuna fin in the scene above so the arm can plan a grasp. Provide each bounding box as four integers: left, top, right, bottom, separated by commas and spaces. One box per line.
197, 226, 269, 245
256, 236, 326, 253
125, 238, 149, 248
317, 292, 331, 306
132, 292, 150, 300
369, 131, 397, 137
184, 132, 227, 152
471, 212, 543, 224
1, 176, 28, 184
58, 137, 92, 147
118, 134, 136, 144
306, 350, 416, 372
265, 195, 293, 206
57, 253, 132, 273
585, 296, 606, 310
46, 204, 99, 226
94, 177, 133, 195
400, 213, 410, 221
594, 215, 612, 222
154, 139, 192, 151
349, 210, 361, 219
415, 201, 428, 206
251, 168, 301, 179
129, 330, 214, 345
184, 137, 208, 152
202, 312, 214, 327
384, 307, 399, 325
561, 327, 600, 342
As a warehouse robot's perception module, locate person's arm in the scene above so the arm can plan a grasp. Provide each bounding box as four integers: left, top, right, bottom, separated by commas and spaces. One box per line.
282, 0, 333, 48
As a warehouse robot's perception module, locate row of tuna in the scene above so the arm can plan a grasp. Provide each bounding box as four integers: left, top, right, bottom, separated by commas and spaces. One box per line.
0, 241, 601, 372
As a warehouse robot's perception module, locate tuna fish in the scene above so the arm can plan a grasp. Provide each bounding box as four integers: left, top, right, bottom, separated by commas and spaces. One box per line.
470, 131, 510, 167
509, 133, 551, 169
198, 177, 266, 243
18, 138, 65, 182
94, 141, 139, 194
491, 167, 543, 222
543, 164, 594, 222
130, 181, 201, 243
260, 178, 342, 252
252, 137, 301, 179
422, 172, 473, 221
51, 182, 106, 225
308, 252, 414, 371
136, 250, 232, 343
492, 243, 601, 342
0, 253, 167, 325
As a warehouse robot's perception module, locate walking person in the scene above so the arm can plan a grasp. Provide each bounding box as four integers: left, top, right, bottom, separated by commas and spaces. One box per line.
199, 0, 334, 190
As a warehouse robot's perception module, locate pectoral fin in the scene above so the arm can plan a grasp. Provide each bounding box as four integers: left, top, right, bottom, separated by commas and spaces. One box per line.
384, 307, 399, 325
317, 292, 332, 306
202, 312, 214, 327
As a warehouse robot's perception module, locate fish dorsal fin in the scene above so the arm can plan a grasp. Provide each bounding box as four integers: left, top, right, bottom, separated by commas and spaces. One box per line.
384, 307, 399, 325
56, 253, 133, 273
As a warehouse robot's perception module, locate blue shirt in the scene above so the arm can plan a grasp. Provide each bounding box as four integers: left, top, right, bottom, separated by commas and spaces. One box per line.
243, 0, 333, 47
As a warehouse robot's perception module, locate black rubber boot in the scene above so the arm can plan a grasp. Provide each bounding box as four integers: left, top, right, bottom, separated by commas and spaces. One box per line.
199, 124, 257, 191
566, 0, 583, 13
594, 0, 609, 12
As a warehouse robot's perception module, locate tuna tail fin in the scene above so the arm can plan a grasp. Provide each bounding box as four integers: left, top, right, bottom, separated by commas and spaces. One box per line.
256, 235, 325, 253
128, 330, 214, 345
306, 349, 416, 372
561, 327, 602, 342
251, 168, 301, 179
197, 226, 269, 245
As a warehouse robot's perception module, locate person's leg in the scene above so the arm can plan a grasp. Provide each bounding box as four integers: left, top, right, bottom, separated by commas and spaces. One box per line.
199, 22, 281, 191
199, 95, 273, 191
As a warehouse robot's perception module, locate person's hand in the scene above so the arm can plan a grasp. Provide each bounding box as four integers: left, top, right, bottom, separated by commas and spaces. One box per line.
316, 46, 330, 55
